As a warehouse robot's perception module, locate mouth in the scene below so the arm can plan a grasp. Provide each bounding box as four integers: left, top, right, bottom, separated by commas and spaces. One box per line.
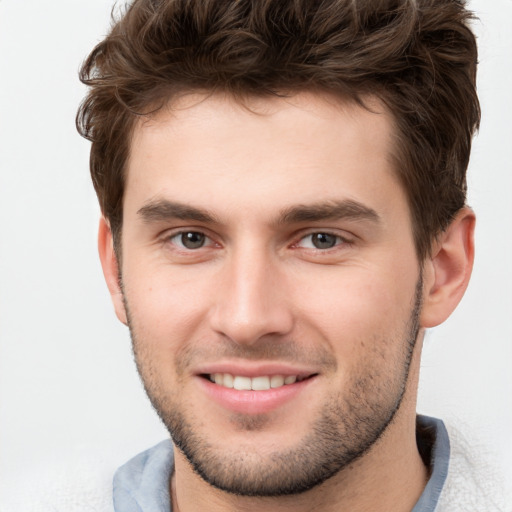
201, 373, 317, 391
196, 363, 319, 414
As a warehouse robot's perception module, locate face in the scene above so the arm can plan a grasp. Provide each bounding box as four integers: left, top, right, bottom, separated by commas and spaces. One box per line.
117, 93, 424, 496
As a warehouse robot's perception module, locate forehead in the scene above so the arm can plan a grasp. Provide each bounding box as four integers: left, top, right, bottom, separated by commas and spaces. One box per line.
131, 91, 393, 157
125, 91, 404, 222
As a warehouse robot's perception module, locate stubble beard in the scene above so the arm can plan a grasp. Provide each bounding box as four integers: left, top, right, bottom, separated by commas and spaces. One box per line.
126, 274, 423, 497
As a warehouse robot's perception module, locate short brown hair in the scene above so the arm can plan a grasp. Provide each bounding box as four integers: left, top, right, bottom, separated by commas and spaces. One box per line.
77, 0, 480, 258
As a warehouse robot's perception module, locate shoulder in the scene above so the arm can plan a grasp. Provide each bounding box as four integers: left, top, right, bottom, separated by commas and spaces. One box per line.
437, 423, 511, 512
0, 445, 117, 512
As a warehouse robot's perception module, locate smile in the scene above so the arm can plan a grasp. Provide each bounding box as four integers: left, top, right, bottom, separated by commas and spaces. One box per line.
207, 373, 306, 390
198, 370, 318, 414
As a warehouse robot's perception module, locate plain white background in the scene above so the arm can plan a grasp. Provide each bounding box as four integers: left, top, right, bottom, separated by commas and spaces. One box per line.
0, 0, 511, 501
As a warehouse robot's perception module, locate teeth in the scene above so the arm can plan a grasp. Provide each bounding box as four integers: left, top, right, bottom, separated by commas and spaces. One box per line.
233, 376, 252, 390
208, 373, 302, 390
270, 375, 285, 388
251, 376, 270, 390
223, 373, 234, 388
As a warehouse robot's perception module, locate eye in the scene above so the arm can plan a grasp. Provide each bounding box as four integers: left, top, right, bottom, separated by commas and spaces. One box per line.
297, 232, 344, 250
169, 231, 209, 250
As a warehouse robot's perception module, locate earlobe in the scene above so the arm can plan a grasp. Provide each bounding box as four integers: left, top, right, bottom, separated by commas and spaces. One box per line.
98, 217, 128, 325
420, 207, 475, 328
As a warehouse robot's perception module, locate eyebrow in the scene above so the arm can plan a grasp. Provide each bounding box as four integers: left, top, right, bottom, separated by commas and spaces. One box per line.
277, 200, 380, 225
138, 199, 219, 224
137, 198, 380, 226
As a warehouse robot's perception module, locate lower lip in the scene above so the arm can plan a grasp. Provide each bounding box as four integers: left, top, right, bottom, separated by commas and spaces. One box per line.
197, 377, 315, 415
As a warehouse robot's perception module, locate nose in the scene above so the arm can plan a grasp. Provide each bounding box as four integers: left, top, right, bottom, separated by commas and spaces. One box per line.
208, 246, 294, 346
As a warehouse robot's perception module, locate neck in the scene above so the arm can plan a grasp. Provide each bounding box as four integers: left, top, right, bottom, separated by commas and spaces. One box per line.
172, 416, 428, 511
172, 417, 427, 512
172, 341, 428, 512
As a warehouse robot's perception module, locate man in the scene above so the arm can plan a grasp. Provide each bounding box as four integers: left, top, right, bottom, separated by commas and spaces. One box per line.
75, 0, 500, 510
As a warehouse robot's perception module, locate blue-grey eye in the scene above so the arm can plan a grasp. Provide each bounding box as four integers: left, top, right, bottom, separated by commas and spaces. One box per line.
311, 233, 338, 249
178, 231, 205, 249
296, 232, 342, 250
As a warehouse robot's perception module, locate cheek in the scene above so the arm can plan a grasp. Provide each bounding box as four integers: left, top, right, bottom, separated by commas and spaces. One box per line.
294, 265, 419, 352
122, 264, 214, 353
302, 269, 413, 316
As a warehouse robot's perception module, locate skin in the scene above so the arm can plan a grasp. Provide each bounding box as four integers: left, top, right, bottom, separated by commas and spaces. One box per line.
99, 92, 475, 512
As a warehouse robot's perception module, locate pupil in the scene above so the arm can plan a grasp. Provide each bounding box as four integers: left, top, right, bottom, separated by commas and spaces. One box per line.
313, 233, 336, 249
182, 232, 205, 249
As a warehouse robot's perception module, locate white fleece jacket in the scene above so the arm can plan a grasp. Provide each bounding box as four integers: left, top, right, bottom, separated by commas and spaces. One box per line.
436, 425, 510, 512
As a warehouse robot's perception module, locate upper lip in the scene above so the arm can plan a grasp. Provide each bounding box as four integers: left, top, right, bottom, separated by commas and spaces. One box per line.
194, 361, 318, 379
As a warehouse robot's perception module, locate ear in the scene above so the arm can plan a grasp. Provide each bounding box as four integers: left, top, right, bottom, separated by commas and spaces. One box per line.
420, 207, 475, 328
98, 217, 128, 325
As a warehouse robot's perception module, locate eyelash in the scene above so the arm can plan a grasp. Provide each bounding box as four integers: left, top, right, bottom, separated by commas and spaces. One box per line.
167, 231, 217, 250
164, 230, 352, 252
293, 232, 350, 251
